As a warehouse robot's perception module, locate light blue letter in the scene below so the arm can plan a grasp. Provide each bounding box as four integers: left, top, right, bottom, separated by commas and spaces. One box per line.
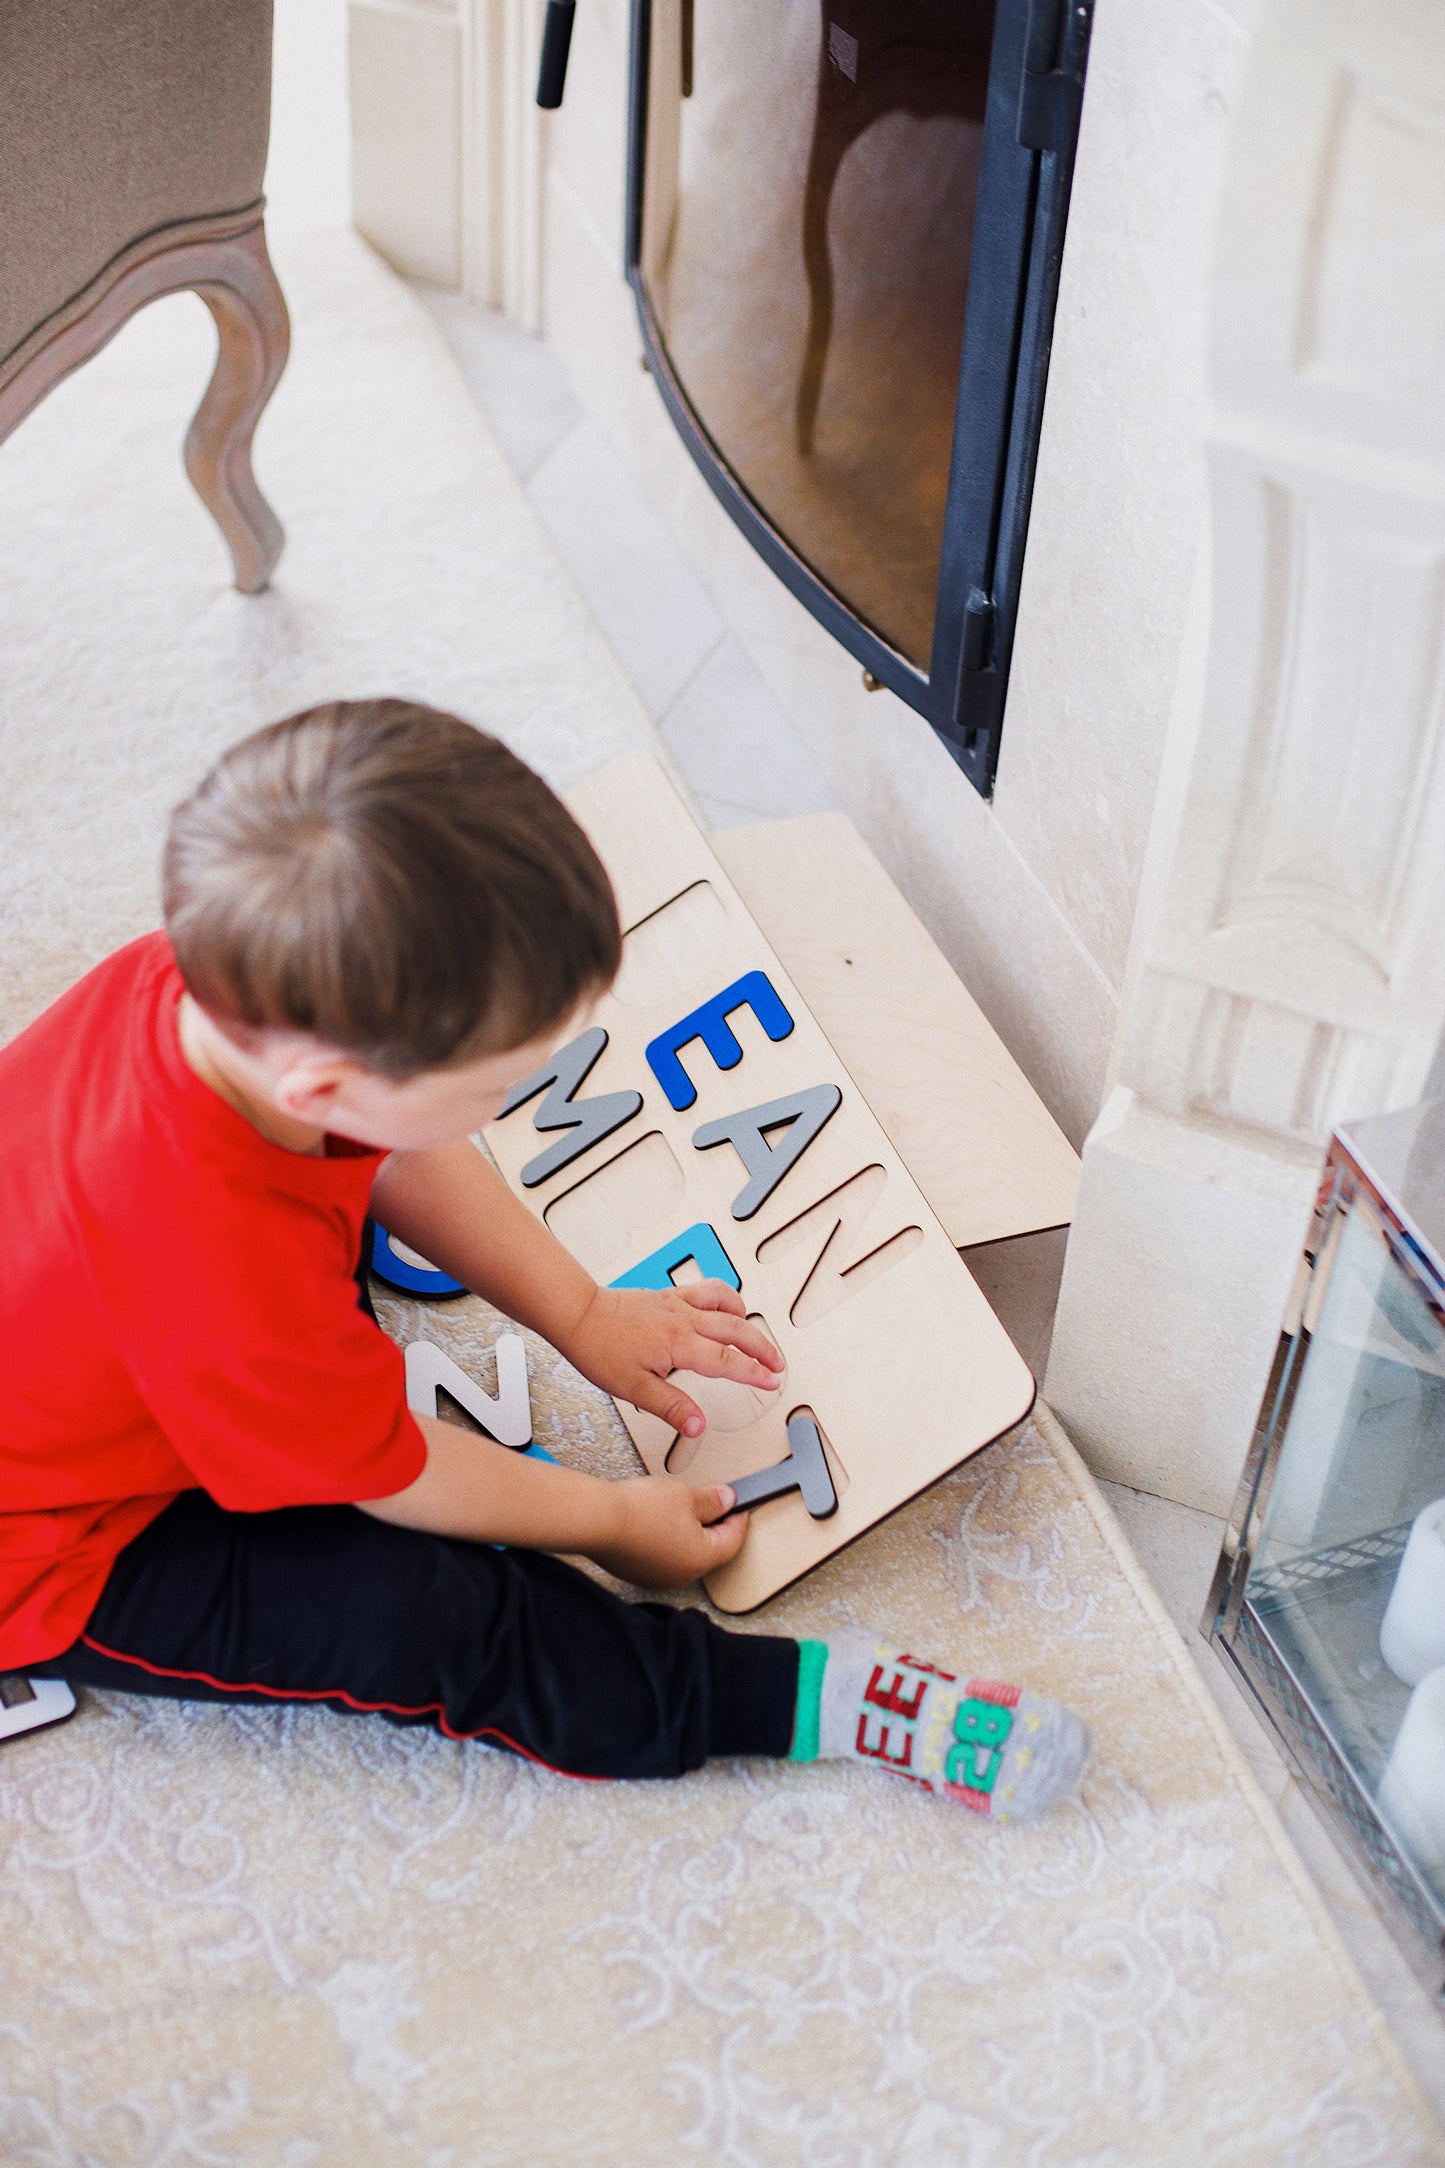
610, 1222, 741, 1293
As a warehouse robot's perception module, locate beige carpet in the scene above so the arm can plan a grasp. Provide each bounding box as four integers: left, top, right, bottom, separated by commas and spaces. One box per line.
1, 230, 1440, 2166
0, 227, 652, 1029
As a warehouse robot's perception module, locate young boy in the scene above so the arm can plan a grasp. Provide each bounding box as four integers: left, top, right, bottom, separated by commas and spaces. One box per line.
1, 699, 1089, 1815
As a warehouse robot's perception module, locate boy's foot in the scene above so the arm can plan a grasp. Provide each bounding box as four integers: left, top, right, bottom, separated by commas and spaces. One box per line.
790, 1636, 1089, 1821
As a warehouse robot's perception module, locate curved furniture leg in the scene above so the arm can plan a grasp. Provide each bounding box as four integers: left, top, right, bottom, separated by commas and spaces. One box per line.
793, 3, 989, 459
186, 223, 290, 593
795, 105, 841, 457
0, 208, 290, 593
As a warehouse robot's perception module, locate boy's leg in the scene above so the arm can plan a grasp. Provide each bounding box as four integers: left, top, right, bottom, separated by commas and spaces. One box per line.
37, 1489, 798, 1780
39, 1495, 1092, 1817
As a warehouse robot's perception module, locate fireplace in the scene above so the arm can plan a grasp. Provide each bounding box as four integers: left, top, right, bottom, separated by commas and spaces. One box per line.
625, 0, 1091, 796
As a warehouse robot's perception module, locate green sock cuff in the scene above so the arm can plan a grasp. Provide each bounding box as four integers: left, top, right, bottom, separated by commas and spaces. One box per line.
788, 1640, 829, 1762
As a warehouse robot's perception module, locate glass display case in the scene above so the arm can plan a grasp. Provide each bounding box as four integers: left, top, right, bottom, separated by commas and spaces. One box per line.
1206, 1099, 1445, 1989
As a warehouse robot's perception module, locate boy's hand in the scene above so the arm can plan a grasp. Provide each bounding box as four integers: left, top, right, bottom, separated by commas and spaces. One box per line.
592, 1476, 748, 1587
365, 1414, 747, 1586
563, 1281, 785, 1437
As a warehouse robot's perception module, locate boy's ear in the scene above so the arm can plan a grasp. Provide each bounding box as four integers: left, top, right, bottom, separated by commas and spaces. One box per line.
272, 1054, 362, 1126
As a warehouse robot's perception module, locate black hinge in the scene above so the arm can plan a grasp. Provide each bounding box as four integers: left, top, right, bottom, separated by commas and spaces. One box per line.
1017, 0, 1086, 151
960, 588, 996, 675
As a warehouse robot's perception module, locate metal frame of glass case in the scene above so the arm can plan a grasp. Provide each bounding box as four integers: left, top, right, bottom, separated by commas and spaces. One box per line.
623, 0, 1091, 799
1205, 1106, 1445, 1991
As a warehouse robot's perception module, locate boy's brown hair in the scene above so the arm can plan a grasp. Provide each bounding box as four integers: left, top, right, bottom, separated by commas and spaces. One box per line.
163, 700, 622, 1076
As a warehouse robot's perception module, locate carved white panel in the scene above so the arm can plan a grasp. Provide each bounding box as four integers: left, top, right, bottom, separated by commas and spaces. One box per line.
1122, 454, 1445, 1137
1053, 0, 1445, 1517
1297, 70, 1445, 404
1212, 0, 1445, 467
1137, 443, 1445, 1058
1214, 487, 1445, 981
1191, 989, 1417, 1137
462, 0, 547, 325
1205, 993, 1323, 1135
1126, 958, 1429, 1140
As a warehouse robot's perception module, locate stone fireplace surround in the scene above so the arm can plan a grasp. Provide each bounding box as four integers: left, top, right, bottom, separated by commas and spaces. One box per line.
347, 0, 1445, 1534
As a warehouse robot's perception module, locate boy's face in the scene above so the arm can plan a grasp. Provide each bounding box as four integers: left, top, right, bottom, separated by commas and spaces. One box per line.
273, 1010, 589, 1154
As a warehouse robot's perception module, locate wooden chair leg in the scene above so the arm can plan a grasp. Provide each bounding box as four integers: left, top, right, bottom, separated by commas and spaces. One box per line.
0, 209, 290, 594
795, 99, 841, 458
185, 223, 290, 594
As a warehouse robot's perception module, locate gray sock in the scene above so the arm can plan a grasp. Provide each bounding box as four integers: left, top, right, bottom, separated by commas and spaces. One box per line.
809, 1633, 1090, 1821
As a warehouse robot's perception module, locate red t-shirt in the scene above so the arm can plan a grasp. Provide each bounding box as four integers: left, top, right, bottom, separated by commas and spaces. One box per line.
0, 932, 427, 1668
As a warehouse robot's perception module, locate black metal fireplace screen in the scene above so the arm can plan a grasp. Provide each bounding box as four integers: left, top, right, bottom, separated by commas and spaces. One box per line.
624, 0, 1091, 797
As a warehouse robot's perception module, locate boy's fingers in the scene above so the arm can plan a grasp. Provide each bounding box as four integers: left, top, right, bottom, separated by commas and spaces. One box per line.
685, 1312, 785, 1371
701, 1511, 748, 1564
695, 1483, 737, 1523
684, 1347, 781, 1392
674, 1278, 746, 1318
666, 1335, 779, 1392
633, 1375, 707, 1438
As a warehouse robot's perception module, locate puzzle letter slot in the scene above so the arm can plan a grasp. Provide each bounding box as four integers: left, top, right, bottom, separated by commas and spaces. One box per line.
756, 1165, 924, 1331
486, 751, 1035, 1612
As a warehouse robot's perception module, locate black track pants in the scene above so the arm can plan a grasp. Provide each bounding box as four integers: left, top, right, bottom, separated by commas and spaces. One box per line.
37, 1489, 801, 1779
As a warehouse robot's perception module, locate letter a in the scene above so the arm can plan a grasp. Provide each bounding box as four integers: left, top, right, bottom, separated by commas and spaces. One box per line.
498, 1025, 643, 1187
692, 1084, 842, 1220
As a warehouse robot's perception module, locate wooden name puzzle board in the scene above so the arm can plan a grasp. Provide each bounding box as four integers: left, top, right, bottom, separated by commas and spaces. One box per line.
486, 753, 1036, 1612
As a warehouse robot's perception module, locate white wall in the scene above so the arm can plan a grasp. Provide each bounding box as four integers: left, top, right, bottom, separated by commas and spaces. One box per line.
268, 0, 352, 242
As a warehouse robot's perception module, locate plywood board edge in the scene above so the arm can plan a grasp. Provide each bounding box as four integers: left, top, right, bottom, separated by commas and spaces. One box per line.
714, 812, 1081, 1247
705, 1376, 1040, 1614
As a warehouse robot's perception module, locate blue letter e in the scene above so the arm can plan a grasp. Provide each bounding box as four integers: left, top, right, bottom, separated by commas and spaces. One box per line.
644, 971, 794, 1111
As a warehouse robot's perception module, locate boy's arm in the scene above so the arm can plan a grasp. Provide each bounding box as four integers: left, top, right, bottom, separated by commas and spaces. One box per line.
369, 1140, 783, 1439
359, 1410, 747, 1587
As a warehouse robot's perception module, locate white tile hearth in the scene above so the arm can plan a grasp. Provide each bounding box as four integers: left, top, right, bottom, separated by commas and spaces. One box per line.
416, 286, 841, 836
1101, 1477, 1445, 2126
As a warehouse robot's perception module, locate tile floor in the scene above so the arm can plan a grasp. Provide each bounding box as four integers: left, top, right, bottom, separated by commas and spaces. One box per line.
416, 291, 842, 834
1099, 1480, 1445, 2122
422, 285, 1445, 2125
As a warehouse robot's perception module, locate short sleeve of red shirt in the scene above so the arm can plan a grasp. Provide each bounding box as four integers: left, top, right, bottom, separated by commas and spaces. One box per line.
80, 1142, 426, 1515
0, 933, 427, 1666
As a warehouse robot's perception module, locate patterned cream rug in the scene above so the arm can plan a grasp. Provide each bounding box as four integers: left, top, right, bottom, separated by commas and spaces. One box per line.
0, 229, 1439, 2165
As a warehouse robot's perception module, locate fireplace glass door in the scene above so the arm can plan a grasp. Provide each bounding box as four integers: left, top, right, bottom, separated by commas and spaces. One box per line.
627, 0, 1090, 794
